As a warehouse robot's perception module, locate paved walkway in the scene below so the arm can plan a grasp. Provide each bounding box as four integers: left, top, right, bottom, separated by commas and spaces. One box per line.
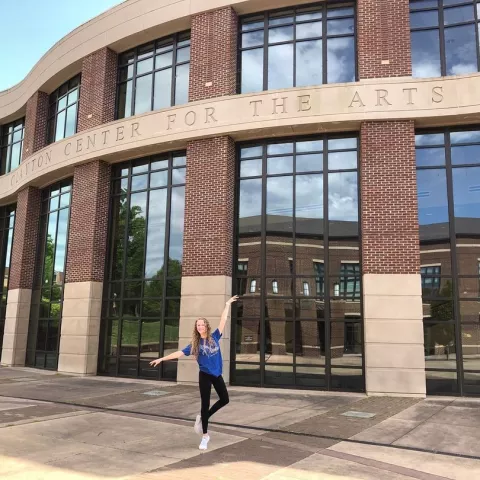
0, 367, 479, 479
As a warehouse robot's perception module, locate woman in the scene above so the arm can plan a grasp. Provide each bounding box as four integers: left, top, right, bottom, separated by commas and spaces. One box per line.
149, 295, 239, 450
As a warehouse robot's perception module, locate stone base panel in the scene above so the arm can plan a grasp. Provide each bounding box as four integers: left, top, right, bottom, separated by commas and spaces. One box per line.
57, 281, 103, 375
1, 289, 32, 367
363, 274, 426, 397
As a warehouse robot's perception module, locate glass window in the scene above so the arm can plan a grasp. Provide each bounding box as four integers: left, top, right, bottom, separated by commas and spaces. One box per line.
0, 205, 15, 353
233, 135, 361, 391
26, 181, 72, 369
410, 1, 480, 77
47, 75, 81, 144
240, 3, 355, 93
98, 152, 186, 380
416, 127, 480, 394
117, 32, 190, 119
0, 119, 25, 174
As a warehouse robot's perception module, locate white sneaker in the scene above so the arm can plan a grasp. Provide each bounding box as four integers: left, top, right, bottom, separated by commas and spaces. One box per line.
199, 435, 210, 450
194, 414, 202, 435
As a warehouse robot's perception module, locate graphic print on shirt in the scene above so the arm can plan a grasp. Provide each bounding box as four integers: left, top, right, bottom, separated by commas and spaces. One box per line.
200, 340, 219, 358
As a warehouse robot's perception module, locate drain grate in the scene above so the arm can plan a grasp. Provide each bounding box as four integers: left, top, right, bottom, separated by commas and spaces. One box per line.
341, 411, 376, 419
143, 390, 168, 396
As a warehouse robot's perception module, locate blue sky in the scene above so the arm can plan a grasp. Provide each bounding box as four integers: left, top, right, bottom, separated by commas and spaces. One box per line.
0, 0, 124, 91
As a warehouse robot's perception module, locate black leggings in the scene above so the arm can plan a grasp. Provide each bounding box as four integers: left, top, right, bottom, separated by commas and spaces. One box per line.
199, 371, 229, 434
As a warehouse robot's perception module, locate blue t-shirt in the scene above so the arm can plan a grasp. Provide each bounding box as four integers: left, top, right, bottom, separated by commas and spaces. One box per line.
182, 329, 223, 377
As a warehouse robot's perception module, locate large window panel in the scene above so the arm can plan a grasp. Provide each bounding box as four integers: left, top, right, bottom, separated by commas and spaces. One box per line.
416, 127, 480, 395
99, 152, 186, 380
240, 3, 355, 93
410, 1, 480, 77
233, 135, 362, 391
117, 32, 190, 119
0, 119, 25, 175
47, 76, 80, 144
0, 206, 15, 354
26, 182, 72, 369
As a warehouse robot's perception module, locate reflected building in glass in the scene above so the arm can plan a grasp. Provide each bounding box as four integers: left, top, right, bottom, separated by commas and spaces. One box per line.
2, 0, 480, 396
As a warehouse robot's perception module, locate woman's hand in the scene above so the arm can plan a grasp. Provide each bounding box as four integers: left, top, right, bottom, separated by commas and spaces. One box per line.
149, 358, 162, 367
226, 295, 239, 306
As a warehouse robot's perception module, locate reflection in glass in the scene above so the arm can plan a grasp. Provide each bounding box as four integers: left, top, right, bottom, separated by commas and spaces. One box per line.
424, 322, 457, 369
445, 24, 477, 75
296, 40, 322, 87
240, 4, 355, 92
241, 49, 264, 93
48, 75, 80, 144
27, 182, 71, 369
411, 30, 441, 78
117, 33, 190, 119
268, 44, 294, 90
100, 154, 185, 379
417, 169, 449, 241
175, 64, 189, 105
411, 2, 480, 78
154, 69, 172, 110
327, 37, 355, 83
234, 136, 361, 390
0, 206, 15, 352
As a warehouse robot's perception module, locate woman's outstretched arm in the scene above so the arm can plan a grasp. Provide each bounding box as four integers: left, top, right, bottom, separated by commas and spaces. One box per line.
218, 295, 239, 335
149, 350, 184, 367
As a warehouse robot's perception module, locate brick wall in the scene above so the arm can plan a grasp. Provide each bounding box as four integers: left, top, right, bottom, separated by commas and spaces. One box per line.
9, 187, 41, 290
360, 121, 420, 274
65, 160, 111, 283
183, 136, 235, 277
357, 0, 411, 79
189, 7, 238, 101
77, 47, 117, 132
22, 92, 49, 158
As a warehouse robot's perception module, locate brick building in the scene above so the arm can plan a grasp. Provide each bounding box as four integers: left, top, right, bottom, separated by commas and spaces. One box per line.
1, 0, 480, 396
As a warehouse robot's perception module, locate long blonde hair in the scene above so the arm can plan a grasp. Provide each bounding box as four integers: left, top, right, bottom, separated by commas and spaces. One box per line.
191, 317, 215, 357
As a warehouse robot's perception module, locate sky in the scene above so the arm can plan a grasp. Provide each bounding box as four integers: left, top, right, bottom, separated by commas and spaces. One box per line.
0, 0, 125, 91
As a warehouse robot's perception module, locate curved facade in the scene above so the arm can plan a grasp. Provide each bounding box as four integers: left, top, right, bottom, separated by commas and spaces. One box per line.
1, 0, 480, 396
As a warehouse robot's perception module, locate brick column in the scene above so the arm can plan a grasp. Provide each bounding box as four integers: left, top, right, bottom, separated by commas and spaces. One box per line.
357, 1, 423, 396
58, 160, 111, 375
178, 137, 235, 383
23, 91, 49, 158
189, 6, 237, 101
178, 6, 238, 383
77, 47, 117, 132
361, 121, 425, 396
1, 187, 41, 366
357, 0, 411, 79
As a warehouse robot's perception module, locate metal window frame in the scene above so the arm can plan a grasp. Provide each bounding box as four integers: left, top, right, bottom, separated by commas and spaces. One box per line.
416, 125, 480, 396
0, 204, 16, 353
98, 151, 186, 380
47, 75, 81, 145
27, 180, 73, 370
115, 31, 191, 120
0, 118, 25, 175
231, 133, 364, 392
410, 0, 480, 76
237, 1, 357, 93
